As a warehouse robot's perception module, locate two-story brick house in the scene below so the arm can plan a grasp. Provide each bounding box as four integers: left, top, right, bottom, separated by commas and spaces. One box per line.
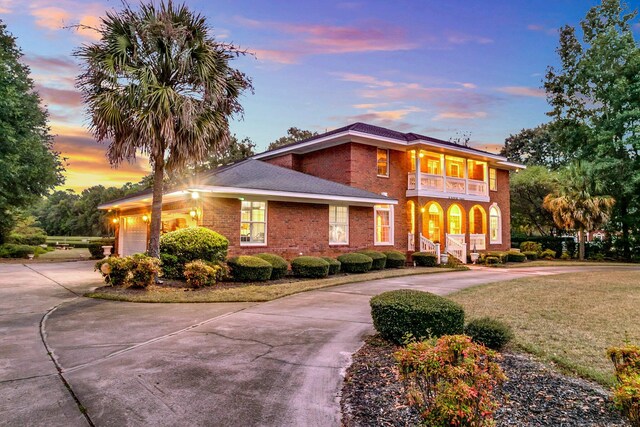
99, 123, 523, 263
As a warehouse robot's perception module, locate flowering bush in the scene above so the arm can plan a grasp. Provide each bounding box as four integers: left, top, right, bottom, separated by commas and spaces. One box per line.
394, 335, 506, 426
608, 344, 640, 426
95, 254, 160, 288
183, 260, 223, 288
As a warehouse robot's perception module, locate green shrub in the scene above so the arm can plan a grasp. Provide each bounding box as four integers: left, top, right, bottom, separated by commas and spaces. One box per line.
520, 241, 542, 253
254, 253, 288, 280
541, 248, 557, 260
291, 256, 330, 278
485, 256, 500, 265
184, 260, 221, 288
337, 253, 373, 273
356, 250, 387, 270
321, 257, 341, 275
160, 227, 229, 277
560, 252, 571, 260
523, 251, 538, 260
370, 289, 465, 344
96, 257, 130, 286
88, 240, 115, 259
608, 344, 640, 426
128, 254, 161, 288
412, 252, 438, 267
507, 251, 526, 263
0, 243, 37, 259
227, 255, 272, 282
465, 317, 514, 350
395, 335, 506, 426
383, 250, 406, 268
7, 232, 46, 246
160, 253, 181, 279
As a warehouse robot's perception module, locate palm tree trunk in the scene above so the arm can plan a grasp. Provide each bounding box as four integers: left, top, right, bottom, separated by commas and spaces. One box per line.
148, 156, 165, 258
578, 227, 585, 261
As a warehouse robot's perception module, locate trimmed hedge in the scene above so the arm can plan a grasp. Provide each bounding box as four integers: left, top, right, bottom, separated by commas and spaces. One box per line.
291, 256, 330, 278
519, 241, 542, 253
523, 251, 538, 260
321, 257, 341, 275
357, 250, 387, 270
254, 253, 289, 280
7, 233, 46, 246
337, 253, 373, 273
383, 250, 406, 268
370, 289, 465, 344
160, 227, 228, 278
88, 240, 115, 259
485, 256, 500, 265
227, 256, 272, 282
507, 251, 526, 262
465, 317, 514, 350
512, 235, 576, 258
0, 243, 39, 258
541, 248, 557, 260
412, 252, 438, 267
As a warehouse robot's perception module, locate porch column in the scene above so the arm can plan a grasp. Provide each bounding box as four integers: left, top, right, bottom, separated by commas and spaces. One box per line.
414, 199, 422, 252
415, 150, 422, 191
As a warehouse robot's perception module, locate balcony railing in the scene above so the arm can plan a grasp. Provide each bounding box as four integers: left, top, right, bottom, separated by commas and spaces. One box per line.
407, 172, 488, 197
470, 233, 486, 251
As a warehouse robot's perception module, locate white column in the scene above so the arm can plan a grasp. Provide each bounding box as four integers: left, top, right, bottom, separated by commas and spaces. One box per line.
464, 159, 468, 194
415, 150, 421, 191
441, 154, 446, 192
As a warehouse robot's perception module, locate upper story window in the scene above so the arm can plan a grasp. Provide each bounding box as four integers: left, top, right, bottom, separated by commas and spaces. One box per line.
445, 155, 465, 179
468, 160, 487, 181
374, 204, 394, 245
489, 168, 497, 191
329, 205, 349, 245
409, 150, 442, 175
377, 148, 389, 177
240, 201, 266, 245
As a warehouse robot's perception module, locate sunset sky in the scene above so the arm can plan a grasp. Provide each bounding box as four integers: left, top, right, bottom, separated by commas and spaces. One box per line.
2, 0, 635, 193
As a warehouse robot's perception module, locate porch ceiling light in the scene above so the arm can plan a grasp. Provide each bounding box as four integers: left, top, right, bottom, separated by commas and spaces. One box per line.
191, 191, 200, 200
112, 218, 118, 224
190, 209, 198, 218
142, 215, 149, 222
420, 207, 425, 213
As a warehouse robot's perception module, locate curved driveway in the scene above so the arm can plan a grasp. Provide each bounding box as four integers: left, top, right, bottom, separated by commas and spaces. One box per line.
1, 261, 636, 426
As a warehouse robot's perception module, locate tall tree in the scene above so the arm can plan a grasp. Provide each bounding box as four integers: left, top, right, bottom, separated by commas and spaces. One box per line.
501, 124, 566, 169
196, 135, 255, 169
75, 1, 252, 258
510, 166, 559, 236
268, 127, 318, 151
544, 0, 640, 258
543, 162, 615, 260
0, 21, 64, 242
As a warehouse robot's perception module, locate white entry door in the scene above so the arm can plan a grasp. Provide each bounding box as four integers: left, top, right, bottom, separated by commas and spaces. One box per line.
121, 216, 148, 256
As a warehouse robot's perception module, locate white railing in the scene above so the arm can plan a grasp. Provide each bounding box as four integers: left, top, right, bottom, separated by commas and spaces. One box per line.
408, 174, 416, 189
407, 172, 444, 191
470, 233, 486, 251
408, 233, 415, 252
446, 233, 467, 264
468, 179, 487, 196
445, 177, 466, 194
419, 233, 441, 262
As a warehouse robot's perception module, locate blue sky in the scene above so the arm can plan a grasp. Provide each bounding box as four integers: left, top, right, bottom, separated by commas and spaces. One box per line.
1, 0, 632, 191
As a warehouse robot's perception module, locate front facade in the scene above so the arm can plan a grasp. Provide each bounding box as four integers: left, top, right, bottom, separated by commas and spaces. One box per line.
100, 123, 523, 263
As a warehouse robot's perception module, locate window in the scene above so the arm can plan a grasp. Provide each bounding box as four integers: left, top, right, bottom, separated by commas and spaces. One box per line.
468, 160, 487, 181
427, 203, 443, 242
377, 148, 389, 177
445, 156, 465, 178
448, 204, 463, 235
374, 204, 393, 245
240, 201, 266, 245
329, 206, 349, 244
489, 168, 497, 191
489, 205, 502, 244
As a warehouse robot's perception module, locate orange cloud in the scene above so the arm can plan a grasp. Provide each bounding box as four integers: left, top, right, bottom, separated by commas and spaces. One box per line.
433, 111, 487, 121
36, 85, 83, 107
31, 7, 71, 30
350, 106, 424, 122
497, 86, 546, 98
28, 1, 106, 41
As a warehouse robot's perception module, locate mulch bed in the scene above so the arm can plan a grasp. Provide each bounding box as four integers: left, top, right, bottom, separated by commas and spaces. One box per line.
341, 336, 629, 427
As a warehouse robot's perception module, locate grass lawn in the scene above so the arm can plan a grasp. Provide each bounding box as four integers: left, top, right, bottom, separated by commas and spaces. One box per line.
87, 267, 458, 303
449, 269, 640, 386
37, 248, 91, 261
505, 260, 636, 268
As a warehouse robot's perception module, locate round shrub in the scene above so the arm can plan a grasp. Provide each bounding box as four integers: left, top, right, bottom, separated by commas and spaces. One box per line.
357, 250, 387, 270
465, 317, 514, 350
541, 248, 557, 260
184, 260, 220, 288
507, 251, 526, 262
523, 251, 538, 260
370, 289, 465, 344
337, 253, 373, 273
129, 254, 161, 288
160, 253, 181, 279
520, 241, 542, 253
412, 252, 438, 267
485, 256, 500, 265
227, 256, 272, 282
254, 253, 288, 280
321, 257, 341, 275
0, 243, 37, 259
160, 227, 229, 277
291, 256, 330, 278
383, 250, 406, 268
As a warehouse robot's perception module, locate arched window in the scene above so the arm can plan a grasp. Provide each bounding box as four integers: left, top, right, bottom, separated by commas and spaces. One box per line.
489, 205, 502, 244
448, 204, 463, 235
469, 205, 486, 235
427, 203, 443, 242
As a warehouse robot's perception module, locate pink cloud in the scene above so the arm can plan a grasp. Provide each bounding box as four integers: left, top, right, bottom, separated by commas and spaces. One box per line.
251, 49, 299, 64
350, 106, 424, 121
433, 111, 487, 121
497, 86, 546, 98
527, 24, 557, 36
31, 7, 71, 30
28, 1, 105, 41
36, 85, 83, 108
445, 33, 493, 45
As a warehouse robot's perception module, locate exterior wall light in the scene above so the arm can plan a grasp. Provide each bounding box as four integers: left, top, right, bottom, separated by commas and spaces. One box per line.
142, 215, 149, 222
191, 191, 200, 200
190, 209, 198, 219
112, 218, 119, 224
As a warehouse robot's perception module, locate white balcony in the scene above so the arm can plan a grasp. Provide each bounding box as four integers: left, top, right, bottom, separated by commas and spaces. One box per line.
407, 172, 489, 200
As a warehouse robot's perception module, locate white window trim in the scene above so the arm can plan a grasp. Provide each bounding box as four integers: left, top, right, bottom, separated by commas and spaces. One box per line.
489, 168, 497, 191
374, 204, 394, 246
489, 203, 502, 244
240, 200, 268, 247
377, 148, 390, 178
329, 205, 349, 246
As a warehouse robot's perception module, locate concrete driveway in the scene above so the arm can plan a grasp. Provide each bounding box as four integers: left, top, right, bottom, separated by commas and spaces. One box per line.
1, 262, 636, 426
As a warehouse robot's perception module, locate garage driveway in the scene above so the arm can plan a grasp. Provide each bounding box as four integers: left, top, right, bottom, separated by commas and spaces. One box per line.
2, 262, 637, 426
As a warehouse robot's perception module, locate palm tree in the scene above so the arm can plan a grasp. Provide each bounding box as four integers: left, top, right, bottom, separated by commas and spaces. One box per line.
543, 162, 615, 260
75, 1, 252, 258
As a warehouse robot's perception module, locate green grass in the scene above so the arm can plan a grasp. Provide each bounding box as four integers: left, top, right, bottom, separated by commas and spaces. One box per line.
86, 267, 460, 303
45, 236, 108, 244
506, 260, 637, 268
37, 248, 91, 261
449, 270, 640, 386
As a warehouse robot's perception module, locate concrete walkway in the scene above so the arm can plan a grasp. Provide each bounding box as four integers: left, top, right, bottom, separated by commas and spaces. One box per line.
1, 262, 636, 426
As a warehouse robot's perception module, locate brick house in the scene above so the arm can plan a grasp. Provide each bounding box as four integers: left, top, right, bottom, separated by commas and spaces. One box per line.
99, 123, 524, 263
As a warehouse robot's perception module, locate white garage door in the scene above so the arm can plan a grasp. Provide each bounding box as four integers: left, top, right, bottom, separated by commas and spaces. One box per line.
121, 216, 148, 256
